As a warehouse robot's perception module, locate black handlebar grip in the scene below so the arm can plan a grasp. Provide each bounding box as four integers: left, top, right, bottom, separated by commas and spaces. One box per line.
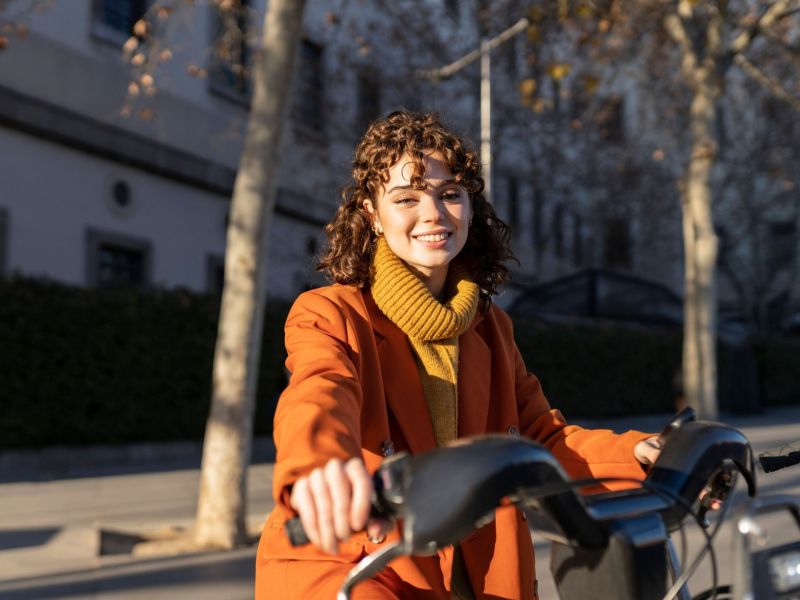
285, 516, 310, 546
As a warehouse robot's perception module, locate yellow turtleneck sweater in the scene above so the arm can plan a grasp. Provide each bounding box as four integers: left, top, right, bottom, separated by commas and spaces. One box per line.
370, 237, 480, 446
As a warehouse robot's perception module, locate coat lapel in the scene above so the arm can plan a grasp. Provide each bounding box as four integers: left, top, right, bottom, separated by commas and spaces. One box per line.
458, 319, 492, 437
363, 291, 437, 455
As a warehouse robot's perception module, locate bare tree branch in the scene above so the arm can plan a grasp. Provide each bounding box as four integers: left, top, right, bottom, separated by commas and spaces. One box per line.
761, 27, 800, 70
729, 0, 799, 54
664, 13, 699, 74
734, 53, 800, 110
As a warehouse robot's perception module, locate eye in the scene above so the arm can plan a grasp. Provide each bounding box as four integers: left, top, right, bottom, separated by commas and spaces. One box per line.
394, 196, 417, 205
441, 190, 462, 201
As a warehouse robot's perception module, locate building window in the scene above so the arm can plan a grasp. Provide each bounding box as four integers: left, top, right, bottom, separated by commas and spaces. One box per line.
91, 0, 147, 44
572, 214, 583, 266
532, 187, 543, 246
504, 35, 517, 78
86, 229, 151, 288
209, 0, 252, 100
553, 203, 565, 258
597, 96, 624, 143
604, 217, 632, 269
444, 0, 459, 19
769, 221, 797, 273
206, 255, 225, 296
357, 72, 381, 133
0, 207, 7, 278
765, 98, 797, 147
294, 39, 324, 133
506, 176, 519, 228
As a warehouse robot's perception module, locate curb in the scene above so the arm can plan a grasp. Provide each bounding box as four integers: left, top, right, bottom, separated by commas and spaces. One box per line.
0, 436, 276, 482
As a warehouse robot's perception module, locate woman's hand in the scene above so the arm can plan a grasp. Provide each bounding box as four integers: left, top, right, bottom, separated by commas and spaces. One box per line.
289, 456, 378, 554
634, 435, 723, 510
634, 435, 663, 467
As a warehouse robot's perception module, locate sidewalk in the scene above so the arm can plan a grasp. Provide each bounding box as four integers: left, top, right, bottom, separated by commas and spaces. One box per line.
1, 407, 799, 599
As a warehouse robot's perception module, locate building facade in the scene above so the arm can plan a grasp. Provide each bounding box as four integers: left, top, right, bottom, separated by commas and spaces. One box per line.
1, 0, 797, 330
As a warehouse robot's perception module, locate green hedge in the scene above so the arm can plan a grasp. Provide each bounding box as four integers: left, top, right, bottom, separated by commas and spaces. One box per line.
1, 278, 798, 448
0, 277, 289, 449
513, 317, 682, 417
758, 338, 800, 406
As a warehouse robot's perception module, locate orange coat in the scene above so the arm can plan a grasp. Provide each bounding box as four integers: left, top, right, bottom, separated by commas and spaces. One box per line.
256, 284, 650, 599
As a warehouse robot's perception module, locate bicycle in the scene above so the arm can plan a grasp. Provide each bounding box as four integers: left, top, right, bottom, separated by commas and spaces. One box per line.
285, 409, 800, 600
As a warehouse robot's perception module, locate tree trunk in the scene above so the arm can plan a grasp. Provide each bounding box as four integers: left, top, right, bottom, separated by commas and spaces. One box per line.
682, 74, 720, 420
193, 0, 307, 549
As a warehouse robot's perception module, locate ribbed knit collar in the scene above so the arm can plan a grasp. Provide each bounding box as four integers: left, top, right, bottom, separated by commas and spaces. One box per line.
370, 237, 479, 341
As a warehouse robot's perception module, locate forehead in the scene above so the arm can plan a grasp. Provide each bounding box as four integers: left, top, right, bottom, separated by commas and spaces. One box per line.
384, 151, 453, 187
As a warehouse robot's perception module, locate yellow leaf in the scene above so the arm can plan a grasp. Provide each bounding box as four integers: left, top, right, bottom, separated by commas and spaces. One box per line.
582, 74, 600, 93
140, 73, 154, 87
131, 52, 146, 66
518, 78, 537, 96
527, 6, 544, 22
0, 35, 8, 50
547, 63, 572, 81
527, 24, 541, 43
123, 36, 139, 54
128, 81, 140, 96
133, 19, 149, 38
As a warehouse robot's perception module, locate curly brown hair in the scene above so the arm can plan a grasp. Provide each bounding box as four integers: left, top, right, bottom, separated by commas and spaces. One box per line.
317, 110, 516, 297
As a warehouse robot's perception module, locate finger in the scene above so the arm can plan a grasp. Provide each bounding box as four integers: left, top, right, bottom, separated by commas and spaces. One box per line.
345, 457, 372, 532
290, 477, 320, 548
639, 436, 662, 465
308, 467, 337, 554
325, 458, 352, 541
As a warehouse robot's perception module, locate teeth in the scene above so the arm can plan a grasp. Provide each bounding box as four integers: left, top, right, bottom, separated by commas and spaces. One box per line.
415, 232, 449, 242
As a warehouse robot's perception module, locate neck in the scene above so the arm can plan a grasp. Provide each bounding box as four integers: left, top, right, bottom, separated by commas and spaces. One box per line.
406, 263, 448, 300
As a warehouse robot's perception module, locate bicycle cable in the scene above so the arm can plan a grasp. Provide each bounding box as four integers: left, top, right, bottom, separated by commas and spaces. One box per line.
519, 475, 724, 600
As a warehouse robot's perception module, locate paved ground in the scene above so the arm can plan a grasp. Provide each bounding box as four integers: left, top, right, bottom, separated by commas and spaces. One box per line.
1, 408, 799, 599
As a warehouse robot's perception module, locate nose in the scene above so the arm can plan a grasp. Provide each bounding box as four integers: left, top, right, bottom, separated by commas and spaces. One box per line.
418, 193, 444, 223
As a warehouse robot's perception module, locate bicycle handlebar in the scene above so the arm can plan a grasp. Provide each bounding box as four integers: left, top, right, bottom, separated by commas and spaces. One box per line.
285, 420, 756, 552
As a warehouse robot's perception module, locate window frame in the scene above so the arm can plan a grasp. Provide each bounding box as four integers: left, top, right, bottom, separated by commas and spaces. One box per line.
292, 38, 325, 135
86, 228, 152, 288
206, 254, 225, 296
208, 0, 253, 104
356, 70, 381, 134
0, 207, 7, 278
90, 0, 148, 47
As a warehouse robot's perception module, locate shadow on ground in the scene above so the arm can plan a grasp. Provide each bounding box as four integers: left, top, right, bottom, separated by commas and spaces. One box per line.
0, 548, 255, 599
0, 528, 60, 551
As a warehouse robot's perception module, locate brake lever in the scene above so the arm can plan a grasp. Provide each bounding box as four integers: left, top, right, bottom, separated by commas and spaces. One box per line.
660, 406, 697, 438
696, 468, 737, 528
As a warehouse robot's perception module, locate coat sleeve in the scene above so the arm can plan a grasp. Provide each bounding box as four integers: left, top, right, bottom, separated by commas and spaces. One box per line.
505, 316, 651, 490
271, 290, 364, 511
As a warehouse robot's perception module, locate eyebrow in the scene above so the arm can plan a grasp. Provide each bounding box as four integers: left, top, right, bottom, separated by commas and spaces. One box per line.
385, 179, 458, 195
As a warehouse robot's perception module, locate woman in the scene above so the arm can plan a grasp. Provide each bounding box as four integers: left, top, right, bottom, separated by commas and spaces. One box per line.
256, 111, 660, 599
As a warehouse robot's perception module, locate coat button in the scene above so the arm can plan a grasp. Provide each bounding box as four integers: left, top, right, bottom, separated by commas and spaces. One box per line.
507, 425, 520, 437
380, 439, 395, 457
367, 532, 387, 544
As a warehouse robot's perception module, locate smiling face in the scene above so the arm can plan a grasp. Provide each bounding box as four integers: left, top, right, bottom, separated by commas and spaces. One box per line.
363, 151, 472, 297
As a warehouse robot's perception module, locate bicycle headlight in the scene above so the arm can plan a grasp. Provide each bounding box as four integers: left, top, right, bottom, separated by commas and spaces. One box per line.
768, 546, 800, 595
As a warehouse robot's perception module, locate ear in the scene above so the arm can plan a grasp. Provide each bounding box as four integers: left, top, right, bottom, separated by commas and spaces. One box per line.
363, 199, 379, 224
